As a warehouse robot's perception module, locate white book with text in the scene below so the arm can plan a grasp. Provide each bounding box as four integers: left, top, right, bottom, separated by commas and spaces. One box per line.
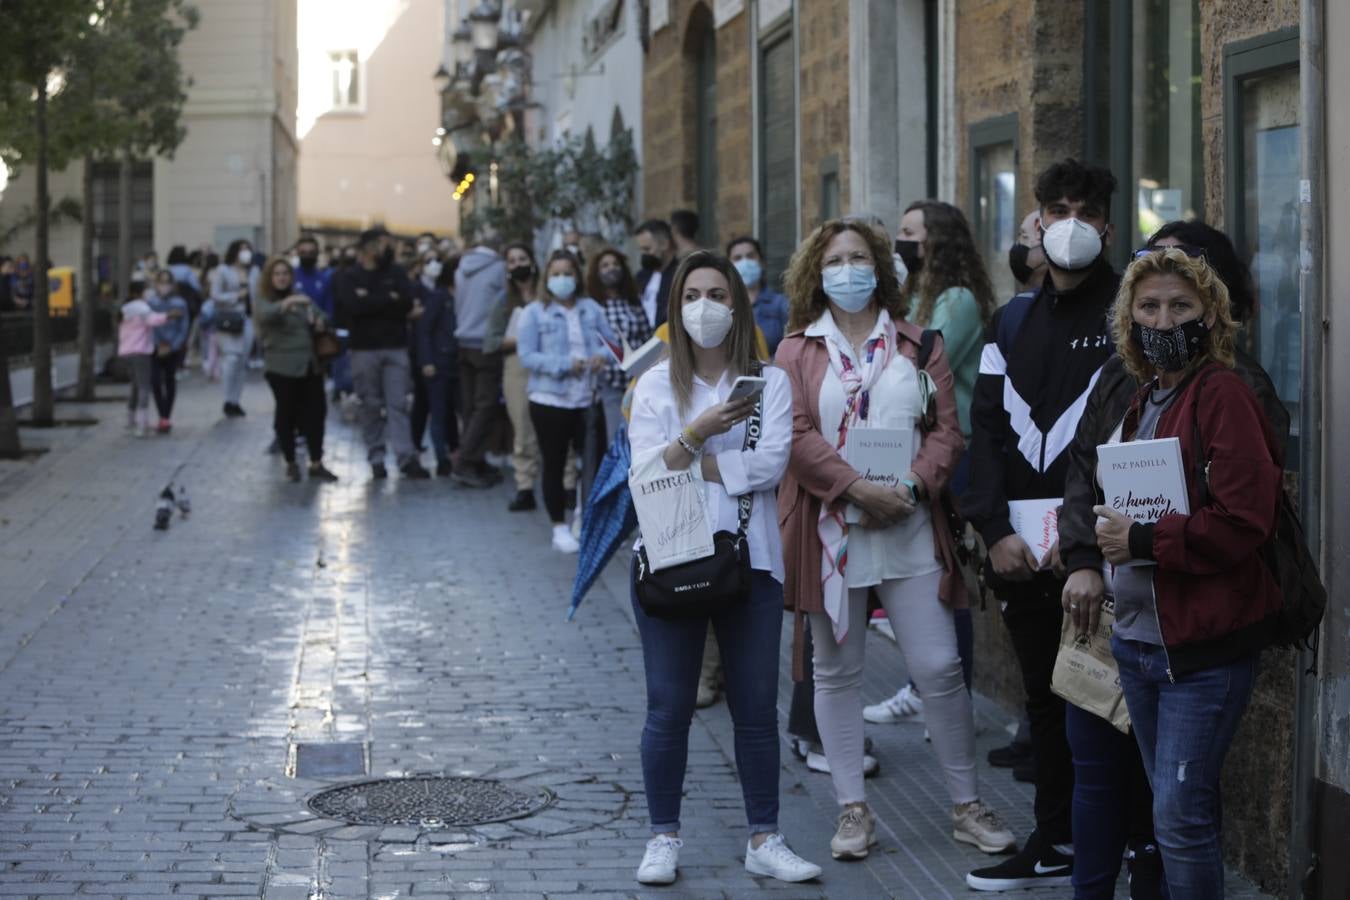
1009, 498, 1061, 566
843, 427, 912, 524
1096, 437, 1190, 567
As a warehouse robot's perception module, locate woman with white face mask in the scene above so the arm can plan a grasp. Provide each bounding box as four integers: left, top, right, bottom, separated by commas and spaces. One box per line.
776, 219, 1013, 862
626, 250, 821, 887
516, 250, 616, 553
209, 239, 257, 417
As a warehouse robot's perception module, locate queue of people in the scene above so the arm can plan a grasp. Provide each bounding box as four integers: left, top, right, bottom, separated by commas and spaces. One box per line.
619, 159, 1290, 898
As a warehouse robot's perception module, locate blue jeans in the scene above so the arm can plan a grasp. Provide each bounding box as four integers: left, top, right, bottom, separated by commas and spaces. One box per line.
631, 559, 782, 836
1065, 703, 1165, 899
330, 350, 353, 395
426, 367, 459, 466
1112, 637, 1258, 900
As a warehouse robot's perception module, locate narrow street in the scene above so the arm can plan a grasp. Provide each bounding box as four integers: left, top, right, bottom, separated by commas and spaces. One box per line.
0, 374, 1270, 899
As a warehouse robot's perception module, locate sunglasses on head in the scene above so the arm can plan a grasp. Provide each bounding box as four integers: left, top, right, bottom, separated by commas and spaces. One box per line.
1135, 243, 1208, 261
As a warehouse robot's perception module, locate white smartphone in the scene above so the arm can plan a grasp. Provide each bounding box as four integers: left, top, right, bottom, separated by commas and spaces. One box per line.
728, 375, 767, 403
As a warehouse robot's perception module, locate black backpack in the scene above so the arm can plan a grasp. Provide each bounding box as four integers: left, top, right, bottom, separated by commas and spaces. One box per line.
1189, 369, 1325, 654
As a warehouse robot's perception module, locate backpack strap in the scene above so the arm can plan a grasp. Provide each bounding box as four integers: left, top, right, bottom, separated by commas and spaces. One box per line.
917, 328, 939, 372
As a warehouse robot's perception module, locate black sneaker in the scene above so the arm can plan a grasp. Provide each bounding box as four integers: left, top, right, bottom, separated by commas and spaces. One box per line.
1127, 841, 1165, 900
435, 460, 453, 477
371, 463, 388, 480
1013, 760, 1035, 783
987, 741, 1033, 769
223, 403, 246, 418
285, 461, 301, 482
400, 460, 432, 480
308, 463, 339, 483
451, 466, 492, 489
507, 490, 536, 511
966, 831, 1071, 891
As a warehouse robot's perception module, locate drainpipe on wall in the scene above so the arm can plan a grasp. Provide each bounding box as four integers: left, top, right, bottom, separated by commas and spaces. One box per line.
1291, 0, 1326, 896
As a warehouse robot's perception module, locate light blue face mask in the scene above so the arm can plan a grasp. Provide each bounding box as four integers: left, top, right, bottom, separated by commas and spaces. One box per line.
821, 264, 877, 313
733, 258, 763, 288
547, 274, 577, 299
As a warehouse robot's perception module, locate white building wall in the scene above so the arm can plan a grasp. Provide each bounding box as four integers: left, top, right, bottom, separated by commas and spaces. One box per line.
154, 0, 298, 253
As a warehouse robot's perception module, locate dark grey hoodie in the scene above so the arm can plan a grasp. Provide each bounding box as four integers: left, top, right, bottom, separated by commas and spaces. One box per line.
453, 247, 507, 350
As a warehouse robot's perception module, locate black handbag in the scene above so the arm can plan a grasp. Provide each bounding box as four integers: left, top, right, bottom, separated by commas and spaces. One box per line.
634, 390, 762, 619
215, 307, 246, 335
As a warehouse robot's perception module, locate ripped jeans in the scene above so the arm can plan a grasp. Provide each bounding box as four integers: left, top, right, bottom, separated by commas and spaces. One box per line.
1113, 636, 1258, 900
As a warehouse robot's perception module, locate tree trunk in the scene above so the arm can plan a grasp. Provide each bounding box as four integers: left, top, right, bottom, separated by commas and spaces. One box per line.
0, 321, 22, 457
117, 153, 132, 305
29, 79, 54, 426
75, 156, 97, 400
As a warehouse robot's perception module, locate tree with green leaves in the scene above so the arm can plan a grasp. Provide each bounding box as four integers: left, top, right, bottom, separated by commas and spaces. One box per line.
61, 0, 199, 400
0, 0, 98, 431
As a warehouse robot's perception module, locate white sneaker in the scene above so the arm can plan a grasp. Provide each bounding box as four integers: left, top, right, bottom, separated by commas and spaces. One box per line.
953, 799, 1016, 854
744, 833, 822, 882
863, 684, 925, 724
805, 750, 879, 777
551, 524, 580, 554
636, 834, 681, 885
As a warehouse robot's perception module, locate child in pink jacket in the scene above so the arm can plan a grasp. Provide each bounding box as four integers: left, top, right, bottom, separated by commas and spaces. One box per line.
118, 294, 170, 436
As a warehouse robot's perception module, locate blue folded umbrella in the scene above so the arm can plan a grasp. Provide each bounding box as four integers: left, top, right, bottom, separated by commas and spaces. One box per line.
568, 424, 638, 621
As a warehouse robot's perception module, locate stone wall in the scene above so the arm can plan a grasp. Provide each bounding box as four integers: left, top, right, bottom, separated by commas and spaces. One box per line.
796, 0, 850, 233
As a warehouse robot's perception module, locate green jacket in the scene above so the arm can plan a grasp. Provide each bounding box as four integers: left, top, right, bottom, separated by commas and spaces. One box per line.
255, 293, 327, 378
926, 287, 984, 440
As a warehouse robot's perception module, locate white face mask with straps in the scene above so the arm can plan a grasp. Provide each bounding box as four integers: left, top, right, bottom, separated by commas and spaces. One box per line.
681, 297, 734, 348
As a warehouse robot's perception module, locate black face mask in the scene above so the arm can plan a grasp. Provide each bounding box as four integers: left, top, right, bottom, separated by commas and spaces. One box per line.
298, 255, 318, 271
639, 253, 662, 272
1130, 319, 1211, 373
600, 268, 625, 289
1008, 243, 1036, 285
509, 265, 535, 283
895, 240, 923, 274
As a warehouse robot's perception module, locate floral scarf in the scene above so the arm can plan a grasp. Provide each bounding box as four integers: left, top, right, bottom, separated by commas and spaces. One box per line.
818, 311, 897, 644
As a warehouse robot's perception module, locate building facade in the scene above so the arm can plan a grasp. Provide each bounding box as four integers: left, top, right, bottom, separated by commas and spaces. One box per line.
641, 0, 1338, 894
297, 0, 459, 241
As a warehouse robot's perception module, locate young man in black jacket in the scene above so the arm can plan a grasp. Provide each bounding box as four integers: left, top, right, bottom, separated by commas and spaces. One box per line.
336, 226, 430, 480
963, 159, 1120, 891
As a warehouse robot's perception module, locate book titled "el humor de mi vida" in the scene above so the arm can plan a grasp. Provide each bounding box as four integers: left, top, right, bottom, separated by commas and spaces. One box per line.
1096, 436, 1191, 567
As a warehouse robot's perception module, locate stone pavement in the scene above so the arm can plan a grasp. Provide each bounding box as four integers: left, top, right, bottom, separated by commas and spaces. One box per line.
0, 371, 1272, 899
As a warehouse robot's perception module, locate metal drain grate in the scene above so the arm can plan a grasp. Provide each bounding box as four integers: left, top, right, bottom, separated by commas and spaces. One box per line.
307, 776, 555, 827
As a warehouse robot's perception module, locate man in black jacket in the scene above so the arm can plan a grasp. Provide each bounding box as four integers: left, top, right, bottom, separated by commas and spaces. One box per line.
964, 160, 1120, 891
634, 219, 678, 328
336, 227, 430, 480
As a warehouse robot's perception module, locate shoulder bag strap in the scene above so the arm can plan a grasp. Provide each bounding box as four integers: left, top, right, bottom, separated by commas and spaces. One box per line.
736, 364, 764, 538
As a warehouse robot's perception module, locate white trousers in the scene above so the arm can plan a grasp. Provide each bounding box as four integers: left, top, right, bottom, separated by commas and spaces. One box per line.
810, 570, 978, 807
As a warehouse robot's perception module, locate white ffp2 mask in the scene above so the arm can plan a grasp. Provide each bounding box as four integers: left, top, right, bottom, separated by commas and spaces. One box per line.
681, 298, 734, 349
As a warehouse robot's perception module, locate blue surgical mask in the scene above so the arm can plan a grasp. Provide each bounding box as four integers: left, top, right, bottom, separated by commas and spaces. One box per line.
821, 264, 877, 313
733, 258, 763, 287
547, 274, 577, 299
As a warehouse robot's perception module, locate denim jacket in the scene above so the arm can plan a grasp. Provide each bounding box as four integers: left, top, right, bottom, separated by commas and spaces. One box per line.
517, 297, 617, 395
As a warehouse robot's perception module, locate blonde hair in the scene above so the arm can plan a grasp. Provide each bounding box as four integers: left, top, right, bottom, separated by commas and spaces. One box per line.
1112, 248, 1237, 381
784, 219, 906, 333
665, 251, 757, 414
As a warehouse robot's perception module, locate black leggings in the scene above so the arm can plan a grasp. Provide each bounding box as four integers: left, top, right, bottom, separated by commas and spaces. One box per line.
150, 352, 180, 419
528, 401, 606, 523
264, 370, 327, 464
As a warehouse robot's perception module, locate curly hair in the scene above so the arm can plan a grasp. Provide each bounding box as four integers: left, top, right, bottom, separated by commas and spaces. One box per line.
784, 219, 905, 332
665, 251, 758, 414
585, 247, 640, 306
900, 201, 997, 328
258, 256, 294, 302
1112, 248, 1237, 382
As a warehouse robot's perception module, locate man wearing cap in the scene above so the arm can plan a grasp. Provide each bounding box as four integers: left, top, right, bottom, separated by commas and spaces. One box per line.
962, 158, 1120, 891
336, 226, 431, 480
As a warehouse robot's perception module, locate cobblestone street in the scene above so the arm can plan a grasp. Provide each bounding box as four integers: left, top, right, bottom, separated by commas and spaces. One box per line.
0, 374, 1272, 899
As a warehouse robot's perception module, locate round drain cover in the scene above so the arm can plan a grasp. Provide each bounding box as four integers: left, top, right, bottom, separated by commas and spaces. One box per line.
308, 776, 555, 827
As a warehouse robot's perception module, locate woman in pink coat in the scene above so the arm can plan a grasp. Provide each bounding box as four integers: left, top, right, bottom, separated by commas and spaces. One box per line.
776, 218, 1012, 863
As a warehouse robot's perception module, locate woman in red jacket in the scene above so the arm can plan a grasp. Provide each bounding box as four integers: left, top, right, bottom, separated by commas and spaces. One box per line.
777, 219, 1013, 863
1090, 247, 1282, 899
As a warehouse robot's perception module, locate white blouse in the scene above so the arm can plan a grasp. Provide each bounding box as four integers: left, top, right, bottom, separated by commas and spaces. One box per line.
628, 359, 793, 582
808, 310, 940, 587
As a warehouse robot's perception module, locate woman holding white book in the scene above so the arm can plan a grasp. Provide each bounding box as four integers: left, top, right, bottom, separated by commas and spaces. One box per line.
1081, 247, 1283, 899
775, 219, 1014, 862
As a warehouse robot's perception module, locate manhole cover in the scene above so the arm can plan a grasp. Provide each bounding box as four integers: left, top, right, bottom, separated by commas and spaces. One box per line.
307, 777, 555, 827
